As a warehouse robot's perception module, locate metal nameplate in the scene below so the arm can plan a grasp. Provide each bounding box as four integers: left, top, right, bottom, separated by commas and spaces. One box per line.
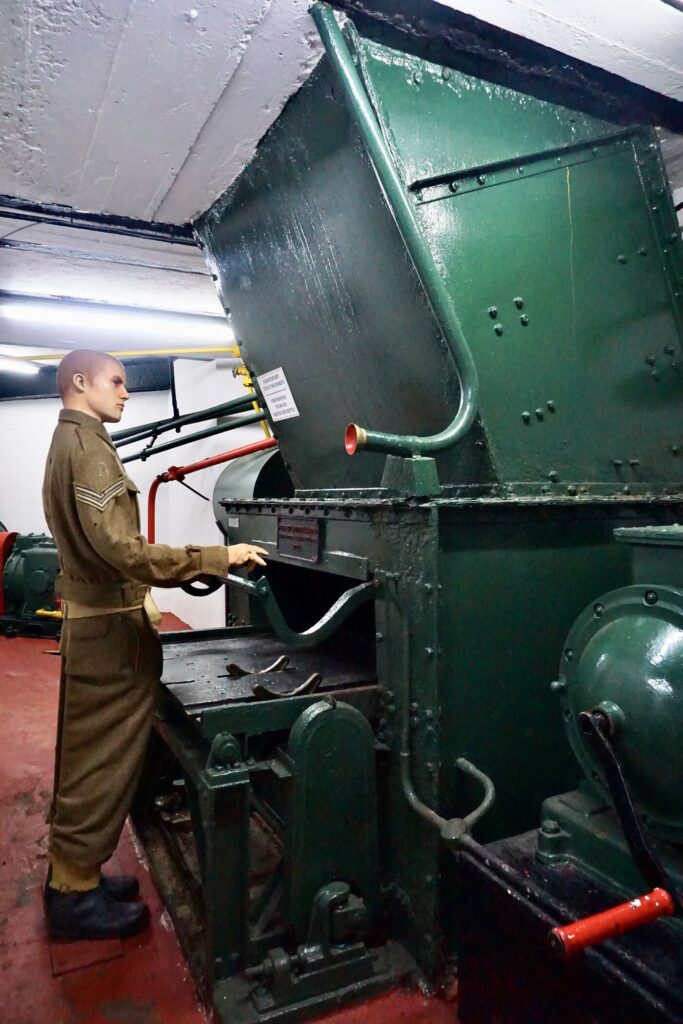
277, 516, 320, 562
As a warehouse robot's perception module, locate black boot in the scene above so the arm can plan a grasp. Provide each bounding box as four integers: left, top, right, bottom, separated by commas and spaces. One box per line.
46, 883, 150, 941
101, 872, 140, 901
45, 866, 139, 903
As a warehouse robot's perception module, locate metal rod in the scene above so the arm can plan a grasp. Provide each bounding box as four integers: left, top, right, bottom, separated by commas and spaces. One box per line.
310, 2, 479, 458
121, 411, 266, 464
113, 392, 257, 446
147, 438, 277, 541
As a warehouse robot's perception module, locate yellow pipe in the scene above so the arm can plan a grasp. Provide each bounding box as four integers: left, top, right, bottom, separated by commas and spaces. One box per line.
233, 365, 271, 439
16, 345, 242, 361
35, 608, 63, 619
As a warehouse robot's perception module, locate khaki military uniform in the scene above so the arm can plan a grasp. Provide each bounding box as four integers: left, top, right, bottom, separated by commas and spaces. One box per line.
43, 409, 231, 868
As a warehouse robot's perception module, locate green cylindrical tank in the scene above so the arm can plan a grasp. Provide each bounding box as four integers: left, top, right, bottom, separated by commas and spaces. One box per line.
558, 525, 683, 843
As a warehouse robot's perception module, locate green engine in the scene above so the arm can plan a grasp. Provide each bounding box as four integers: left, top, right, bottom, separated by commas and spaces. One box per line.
0, 531, 60, 637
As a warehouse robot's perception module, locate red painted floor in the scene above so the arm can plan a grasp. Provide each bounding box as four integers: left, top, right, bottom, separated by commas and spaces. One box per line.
0, 621, 455, 1024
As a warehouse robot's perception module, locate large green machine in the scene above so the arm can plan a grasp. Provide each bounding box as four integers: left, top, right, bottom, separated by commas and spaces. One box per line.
134, 5, 683, 1022
0, 527, 60, 637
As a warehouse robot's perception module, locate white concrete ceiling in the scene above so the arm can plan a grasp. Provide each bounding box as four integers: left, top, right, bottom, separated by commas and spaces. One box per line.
2, 0, 681, 228
1, 0, 323, 225
0, 0, 681, 362
437, 0, 683, 104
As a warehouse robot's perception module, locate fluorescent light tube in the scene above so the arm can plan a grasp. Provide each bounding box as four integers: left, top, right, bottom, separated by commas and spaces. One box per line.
0, 300, 234, 344
0, 356, 40, 376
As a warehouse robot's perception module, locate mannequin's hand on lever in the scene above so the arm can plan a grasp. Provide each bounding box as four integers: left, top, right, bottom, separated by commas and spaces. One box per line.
228, 543, 268, 571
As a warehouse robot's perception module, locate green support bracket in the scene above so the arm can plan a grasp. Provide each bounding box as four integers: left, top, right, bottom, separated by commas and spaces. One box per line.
381, 454, 440, 497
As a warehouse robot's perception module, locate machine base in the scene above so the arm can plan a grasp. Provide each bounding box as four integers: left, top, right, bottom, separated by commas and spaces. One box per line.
454, 829, 683, 1024
214, 941, 417, 1024
0, 613, 61, 639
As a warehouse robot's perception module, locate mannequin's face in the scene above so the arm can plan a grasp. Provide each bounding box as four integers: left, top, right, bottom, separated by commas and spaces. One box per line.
74, 360, 129, 423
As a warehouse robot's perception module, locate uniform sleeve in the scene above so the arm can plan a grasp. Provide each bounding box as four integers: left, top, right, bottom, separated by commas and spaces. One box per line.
72, 444, 230, 587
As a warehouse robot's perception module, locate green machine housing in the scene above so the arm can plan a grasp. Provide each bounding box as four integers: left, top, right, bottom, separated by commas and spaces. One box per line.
134, 5, 683, 1023
455, 525, 683, 1024
0, 529, 60, 637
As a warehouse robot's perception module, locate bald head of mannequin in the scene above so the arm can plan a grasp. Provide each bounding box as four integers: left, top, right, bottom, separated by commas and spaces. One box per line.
57, 349, 129, 424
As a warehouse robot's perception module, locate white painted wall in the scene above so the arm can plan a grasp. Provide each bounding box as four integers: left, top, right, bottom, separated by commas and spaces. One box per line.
148, 359, 266, 628
0, 359, 264, 630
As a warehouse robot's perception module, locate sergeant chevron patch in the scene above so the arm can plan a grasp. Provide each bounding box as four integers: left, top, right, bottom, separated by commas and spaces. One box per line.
74, 477, 126, 511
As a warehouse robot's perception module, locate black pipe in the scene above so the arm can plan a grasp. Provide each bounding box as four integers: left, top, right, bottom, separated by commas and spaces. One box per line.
113, 393, 258, 447
120, 411, 267, 464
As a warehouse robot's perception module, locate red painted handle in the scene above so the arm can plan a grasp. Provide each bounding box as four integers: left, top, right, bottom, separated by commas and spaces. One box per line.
548, 887, 674, 958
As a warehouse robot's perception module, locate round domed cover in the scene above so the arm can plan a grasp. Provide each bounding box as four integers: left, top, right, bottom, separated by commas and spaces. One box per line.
559, 584, 683, 843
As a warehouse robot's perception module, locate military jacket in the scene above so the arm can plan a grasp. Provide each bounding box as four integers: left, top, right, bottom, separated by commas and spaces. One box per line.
43, 409, 231, 608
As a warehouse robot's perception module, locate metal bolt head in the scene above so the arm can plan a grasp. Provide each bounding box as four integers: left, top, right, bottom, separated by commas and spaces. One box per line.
593, 603, 604, 617
442, 68, 451, 81
449, 180, 459, 193
520, 314, 529, 325
548, 470, 559, 482
547, 400, 556, 412
522, 411, 531, 424
672, 445, 680, 455
567, 485, 578, 495
413, 71, 423, 85
514, 297, 524, 309
644, 590, 659, 606
664, 345, 675, 355
375, 632, 384, 643
477, 174, 487, 185
488, 305, 498, 318
494, 323, 504, 336
617, 254, 628, 264
542, 819, 561, 835
535, 408, 544, 421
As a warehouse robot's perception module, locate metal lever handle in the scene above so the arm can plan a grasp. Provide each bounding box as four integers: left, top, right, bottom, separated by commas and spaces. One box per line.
221, 573, 377, 649
546, 709, 681, 958
578, 710, 681, 912
548, 887, 674, 959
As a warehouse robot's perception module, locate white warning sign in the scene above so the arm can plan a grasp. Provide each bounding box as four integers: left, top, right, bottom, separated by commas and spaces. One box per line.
256, 367, 300, 422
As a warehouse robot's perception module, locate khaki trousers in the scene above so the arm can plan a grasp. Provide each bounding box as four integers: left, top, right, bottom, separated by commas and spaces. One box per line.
48, 608, 162, 867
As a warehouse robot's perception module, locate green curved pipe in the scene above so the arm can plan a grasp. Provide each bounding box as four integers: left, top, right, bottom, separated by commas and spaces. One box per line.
310, 2, 479, 458
222, 572, 377, 649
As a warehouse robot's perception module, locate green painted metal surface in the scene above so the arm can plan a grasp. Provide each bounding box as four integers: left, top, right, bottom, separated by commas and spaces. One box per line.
558, 527, 683, 842
286, 700, 379, 939
2, 534, 59, 617
196, 22, 683, 496
138, 8, 683, 1017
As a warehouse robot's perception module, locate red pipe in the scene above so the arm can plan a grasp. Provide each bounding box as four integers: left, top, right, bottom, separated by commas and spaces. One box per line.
548, 887, 674, 959
147, 438, 277, 542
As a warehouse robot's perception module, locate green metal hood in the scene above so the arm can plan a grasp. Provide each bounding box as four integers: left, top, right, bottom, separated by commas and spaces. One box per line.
196, 14, 683, 498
